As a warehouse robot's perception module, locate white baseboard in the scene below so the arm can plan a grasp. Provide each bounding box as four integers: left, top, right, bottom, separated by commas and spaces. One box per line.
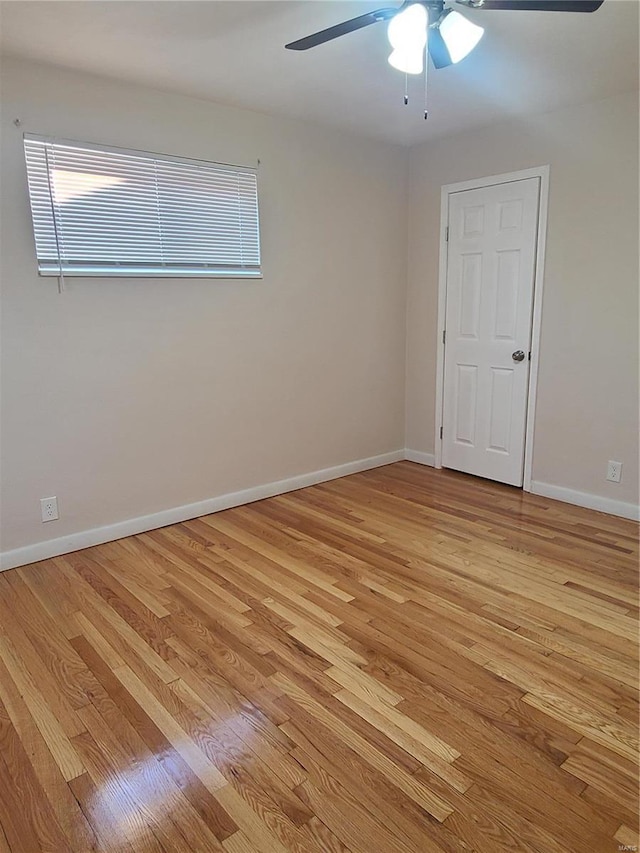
5, 453, 633, 572
0, 450, 404, 572
404, 449, 436, 467
530, 480, 640, 521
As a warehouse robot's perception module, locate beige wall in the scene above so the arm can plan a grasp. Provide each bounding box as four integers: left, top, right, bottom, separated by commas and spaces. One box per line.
0, 57, 408, 554
406, 90, 639, 506
1, 57, 637, 559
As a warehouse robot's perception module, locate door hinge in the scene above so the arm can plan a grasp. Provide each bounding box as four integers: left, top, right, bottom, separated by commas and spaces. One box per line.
445, 226, 449, 242
440, 426, 443, 440
442, 329, 446, 345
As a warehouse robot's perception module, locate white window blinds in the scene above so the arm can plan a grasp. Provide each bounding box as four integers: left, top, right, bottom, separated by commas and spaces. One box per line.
23, 135, 261, 278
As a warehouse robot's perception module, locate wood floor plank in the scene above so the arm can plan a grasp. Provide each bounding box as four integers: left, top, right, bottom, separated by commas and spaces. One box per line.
614, 823, 640, 847
0, 634, 85, 783
71, 634, 239, 843
0, 462, 636, 851
70, 730, 168, 853
0, 692, 75, 852
76, 700, 228, 851
0, 653, 96, 852
562, 740, 639, 814
0, 824, 10, 853
294, 763, 429, 853
0, 747, 57, 853
68, 771, 136, 853
281, 715, 462, 853
0, 581, 88, 737
334, 687, 471, 791
272, 671, 454, 821
222, 830, 259, 853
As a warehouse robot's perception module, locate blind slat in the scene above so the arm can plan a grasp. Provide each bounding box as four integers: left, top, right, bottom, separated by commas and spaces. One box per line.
24, 136, 262, 279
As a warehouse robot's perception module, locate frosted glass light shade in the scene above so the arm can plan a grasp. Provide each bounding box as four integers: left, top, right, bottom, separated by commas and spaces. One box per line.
438, 10, 484, 64
387, 4, 428, 75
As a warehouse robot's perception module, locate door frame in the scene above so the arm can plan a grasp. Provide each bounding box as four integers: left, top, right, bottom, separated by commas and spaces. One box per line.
434, 165, 550, 492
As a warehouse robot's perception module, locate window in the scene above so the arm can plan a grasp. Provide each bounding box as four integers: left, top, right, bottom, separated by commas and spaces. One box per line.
23, 135, 261, 279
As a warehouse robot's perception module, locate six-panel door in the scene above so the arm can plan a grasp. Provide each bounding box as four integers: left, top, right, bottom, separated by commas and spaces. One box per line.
442, 177, 540, 487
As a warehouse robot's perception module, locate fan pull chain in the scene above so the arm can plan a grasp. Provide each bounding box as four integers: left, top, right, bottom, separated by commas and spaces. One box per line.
423, 44, 429, 120
404, 73, 408, 106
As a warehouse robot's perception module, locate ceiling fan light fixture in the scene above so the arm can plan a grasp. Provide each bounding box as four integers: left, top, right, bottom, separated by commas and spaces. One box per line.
434, 9, 484, 66
387, 3, 428, 75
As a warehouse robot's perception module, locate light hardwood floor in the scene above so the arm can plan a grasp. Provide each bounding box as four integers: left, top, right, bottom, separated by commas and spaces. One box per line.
0, 462, 638, 852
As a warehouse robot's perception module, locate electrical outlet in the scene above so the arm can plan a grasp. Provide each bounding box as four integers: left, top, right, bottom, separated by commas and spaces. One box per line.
606, 461, 622, 483
40, 496, 59, 522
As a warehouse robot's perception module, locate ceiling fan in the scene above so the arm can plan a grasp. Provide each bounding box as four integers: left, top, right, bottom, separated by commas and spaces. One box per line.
285, 1, 605, 73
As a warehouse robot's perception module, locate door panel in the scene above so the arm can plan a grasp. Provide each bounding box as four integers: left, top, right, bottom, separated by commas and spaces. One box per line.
459, 254, 482, 338
455, 364, 478, 445
488, 367, 513, 453
494, 250, 520, 340
442, 177, 540, 487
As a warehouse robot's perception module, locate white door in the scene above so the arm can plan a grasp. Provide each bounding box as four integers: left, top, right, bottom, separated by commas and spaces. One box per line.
442, 178, 540, 487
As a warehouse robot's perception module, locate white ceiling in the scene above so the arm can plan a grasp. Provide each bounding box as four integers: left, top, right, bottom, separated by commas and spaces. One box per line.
1, 0, 638, 145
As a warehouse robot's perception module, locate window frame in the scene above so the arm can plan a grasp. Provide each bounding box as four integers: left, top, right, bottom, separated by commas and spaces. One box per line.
23, 133, 263, 280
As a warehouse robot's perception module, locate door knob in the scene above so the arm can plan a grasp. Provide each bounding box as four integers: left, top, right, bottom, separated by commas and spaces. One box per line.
512, 350, 526, 362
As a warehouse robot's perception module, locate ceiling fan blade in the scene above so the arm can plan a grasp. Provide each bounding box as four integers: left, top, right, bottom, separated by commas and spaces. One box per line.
463, 1, 604, 10
285, 8, 397, 51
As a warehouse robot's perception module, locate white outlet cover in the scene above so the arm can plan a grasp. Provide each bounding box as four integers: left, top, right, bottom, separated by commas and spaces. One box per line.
40, 496, 59, 522
606, 461, 622, 483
